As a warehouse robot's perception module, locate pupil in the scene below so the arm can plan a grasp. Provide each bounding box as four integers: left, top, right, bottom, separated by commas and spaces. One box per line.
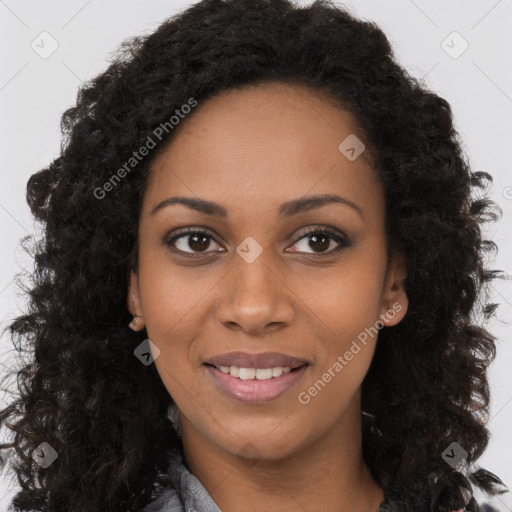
189, 234, 210, 252
310, 234, 329, 252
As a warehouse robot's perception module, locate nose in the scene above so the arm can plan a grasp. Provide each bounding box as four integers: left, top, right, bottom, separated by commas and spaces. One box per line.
215, 251, 295, 336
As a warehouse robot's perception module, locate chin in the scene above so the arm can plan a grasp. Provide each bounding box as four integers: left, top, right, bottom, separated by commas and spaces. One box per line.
222, 431, 302, 463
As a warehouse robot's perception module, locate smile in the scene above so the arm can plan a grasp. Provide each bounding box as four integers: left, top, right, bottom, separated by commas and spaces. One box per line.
204, 363, 309, 403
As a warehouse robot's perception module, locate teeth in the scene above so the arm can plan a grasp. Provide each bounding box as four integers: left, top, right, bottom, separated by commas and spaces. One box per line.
239, 367, 256, 379
272, 367, 283, 377
255, 368, 273, 380
217, 365, 296, 380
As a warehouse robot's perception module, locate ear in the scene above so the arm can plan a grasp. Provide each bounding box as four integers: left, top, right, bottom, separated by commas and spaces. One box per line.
379, 250, 408, 327
127, 270, 145, 331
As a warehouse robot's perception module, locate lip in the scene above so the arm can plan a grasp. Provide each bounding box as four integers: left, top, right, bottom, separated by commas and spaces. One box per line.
204, 363, 309, 404
205, 351, 308, 369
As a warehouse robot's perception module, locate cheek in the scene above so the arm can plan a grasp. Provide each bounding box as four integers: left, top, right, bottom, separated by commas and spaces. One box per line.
296, 307, 380, 432
296, 259, 385, 402
137, 251, 212, 339
136, 263, 204, 392
300, 259, 385, 343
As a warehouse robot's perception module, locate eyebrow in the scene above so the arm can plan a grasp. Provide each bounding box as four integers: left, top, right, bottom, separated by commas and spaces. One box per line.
150, 193, 363, 219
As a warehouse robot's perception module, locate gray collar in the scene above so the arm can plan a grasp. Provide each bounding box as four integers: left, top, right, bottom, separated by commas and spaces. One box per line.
141, 446, 221, 512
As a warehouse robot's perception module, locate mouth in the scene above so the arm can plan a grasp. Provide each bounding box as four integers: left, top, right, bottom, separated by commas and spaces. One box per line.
203, 362, 309, 404
203, 362, 307, 379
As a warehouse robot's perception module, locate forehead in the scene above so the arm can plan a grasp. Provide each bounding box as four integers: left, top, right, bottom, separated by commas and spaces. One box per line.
143, 81, 381, 219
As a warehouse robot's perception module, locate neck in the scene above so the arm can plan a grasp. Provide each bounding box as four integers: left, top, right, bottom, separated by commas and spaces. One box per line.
179, 395, 384, 512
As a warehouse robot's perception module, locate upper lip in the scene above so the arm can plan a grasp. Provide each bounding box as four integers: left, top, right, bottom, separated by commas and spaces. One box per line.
205, 351, 308, 369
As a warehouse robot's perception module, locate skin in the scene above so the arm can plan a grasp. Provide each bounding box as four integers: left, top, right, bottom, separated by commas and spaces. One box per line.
128, 81, 409, 512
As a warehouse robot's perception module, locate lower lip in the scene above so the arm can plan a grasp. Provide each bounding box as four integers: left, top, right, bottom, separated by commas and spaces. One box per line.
204, 364, 308, 404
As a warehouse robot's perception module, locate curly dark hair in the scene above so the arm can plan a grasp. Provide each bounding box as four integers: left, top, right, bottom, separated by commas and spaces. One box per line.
0, 0, 509, 510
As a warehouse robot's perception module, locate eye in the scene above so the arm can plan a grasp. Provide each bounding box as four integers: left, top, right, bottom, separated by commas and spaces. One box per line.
165, 227, 223, 256
286, 226, 351, 255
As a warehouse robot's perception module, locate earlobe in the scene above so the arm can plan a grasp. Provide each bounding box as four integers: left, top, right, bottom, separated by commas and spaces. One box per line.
380, 252, 408, 327
127, 270, 146, 331
128, 315, 145, 331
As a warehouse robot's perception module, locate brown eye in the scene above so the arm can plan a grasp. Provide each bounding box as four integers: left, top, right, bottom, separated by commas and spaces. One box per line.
287, 227, 351, 255
165, 228, 223, 255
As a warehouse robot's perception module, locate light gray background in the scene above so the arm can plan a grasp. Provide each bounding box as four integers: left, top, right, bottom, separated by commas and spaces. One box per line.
1, 0, 511, 510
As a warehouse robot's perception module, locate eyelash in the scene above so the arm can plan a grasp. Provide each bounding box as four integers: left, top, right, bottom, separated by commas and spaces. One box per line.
164, 225, 351, 258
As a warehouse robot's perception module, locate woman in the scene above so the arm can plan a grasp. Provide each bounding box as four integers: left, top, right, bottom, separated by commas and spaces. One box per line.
0, 0, 509, 510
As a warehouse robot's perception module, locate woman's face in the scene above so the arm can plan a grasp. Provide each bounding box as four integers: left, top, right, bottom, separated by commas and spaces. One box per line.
128, 81, 408, 461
